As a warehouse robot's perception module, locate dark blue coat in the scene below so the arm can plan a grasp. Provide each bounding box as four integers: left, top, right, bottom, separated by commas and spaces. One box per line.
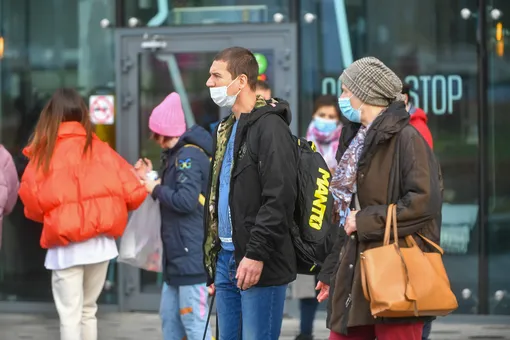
152, 125, 212, 286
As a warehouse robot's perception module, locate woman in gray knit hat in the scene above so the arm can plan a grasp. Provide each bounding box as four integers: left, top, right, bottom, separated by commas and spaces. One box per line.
315, 57, 444, 340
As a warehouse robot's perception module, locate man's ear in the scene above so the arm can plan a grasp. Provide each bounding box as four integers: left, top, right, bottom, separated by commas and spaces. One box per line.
238, 74, 248, 90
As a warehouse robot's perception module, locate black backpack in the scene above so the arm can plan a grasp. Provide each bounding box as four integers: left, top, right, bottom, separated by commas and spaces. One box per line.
247, 127, 337, 275
291, 136, 337, 275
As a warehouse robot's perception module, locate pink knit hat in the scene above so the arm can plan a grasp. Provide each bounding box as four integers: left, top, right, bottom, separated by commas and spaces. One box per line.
149, 92, 186, 137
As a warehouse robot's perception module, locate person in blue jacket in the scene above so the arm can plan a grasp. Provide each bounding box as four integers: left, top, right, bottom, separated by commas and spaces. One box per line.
135, 92, 213, 340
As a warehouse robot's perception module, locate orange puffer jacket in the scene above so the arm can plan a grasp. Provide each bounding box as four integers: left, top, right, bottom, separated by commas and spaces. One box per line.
19, 122, 147, 249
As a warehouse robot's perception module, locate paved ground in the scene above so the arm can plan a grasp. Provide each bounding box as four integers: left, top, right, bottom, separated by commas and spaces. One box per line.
0, 312, 509, 340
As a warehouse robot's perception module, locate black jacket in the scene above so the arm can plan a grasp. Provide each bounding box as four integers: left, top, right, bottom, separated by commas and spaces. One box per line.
153, 125, 213, 286
204, 98, 298, 287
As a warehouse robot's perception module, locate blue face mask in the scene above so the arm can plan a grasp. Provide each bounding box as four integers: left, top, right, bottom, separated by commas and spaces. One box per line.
338, 97, 362, 123
313, 117, 338, 134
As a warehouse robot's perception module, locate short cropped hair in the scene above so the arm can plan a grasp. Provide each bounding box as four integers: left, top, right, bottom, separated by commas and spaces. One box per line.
214, 47, 259, 91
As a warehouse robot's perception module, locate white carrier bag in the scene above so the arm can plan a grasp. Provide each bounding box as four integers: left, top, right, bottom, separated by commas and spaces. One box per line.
118, 195, 162, 272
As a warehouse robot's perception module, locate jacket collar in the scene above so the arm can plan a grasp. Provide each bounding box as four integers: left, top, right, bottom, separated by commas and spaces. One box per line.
23, 122, 97, 158
58, 121, 89, 138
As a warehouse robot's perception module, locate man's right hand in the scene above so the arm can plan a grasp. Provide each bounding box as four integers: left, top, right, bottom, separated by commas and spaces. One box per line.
208, 284, 215, 296
316, 281, 330, 303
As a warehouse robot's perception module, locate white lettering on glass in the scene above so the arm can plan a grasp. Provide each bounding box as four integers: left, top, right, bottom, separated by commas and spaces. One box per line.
320, 74, 463, 115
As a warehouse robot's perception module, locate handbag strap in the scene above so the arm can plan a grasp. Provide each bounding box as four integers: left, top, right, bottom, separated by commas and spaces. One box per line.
417, 233, 444, 255
383, 132, 401, 246
382, 204, 392, 245
388, 127, 441, 255
382, 204, 399, 246
391, 204, 399, 243
388, 132, 402, 204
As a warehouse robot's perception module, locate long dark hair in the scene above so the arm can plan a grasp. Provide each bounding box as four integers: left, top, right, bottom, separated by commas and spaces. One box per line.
29, 88, 93, 173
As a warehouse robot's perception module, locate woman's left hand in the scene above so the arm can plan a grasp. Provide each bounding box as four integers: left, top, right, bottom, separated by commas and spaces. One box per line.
143, 178, 161, 194
316, 281, 330, 303
344, 210, 358, 235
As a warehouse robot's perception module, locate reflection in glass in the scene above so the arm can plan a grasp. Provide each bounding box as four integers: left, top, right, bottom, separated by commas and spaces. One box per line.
487, 0, 510, 316
124, 0, 291, 26
300, 0, 482, 311
0, 0, 116, 303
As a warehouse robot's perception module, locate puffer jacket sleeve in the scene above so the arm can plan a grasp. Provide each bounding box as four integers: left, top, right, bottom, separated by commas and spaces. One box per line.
0, 146, 19, 216
355, 128, 442, 242
111, 150, 147, 211
19, 161, 44, 223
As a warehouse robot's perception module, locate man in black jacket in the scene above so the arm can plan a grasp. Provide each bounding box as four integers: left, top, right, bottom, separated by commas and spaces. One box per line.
203, 47, 298, 339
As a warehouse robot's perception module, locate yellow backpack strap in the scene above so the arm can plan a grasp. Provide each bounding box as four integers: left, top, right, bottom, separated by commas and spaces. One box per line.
198, 194, 206, 206
178, 144, 210, 206
183, 144, 205, 153
309, 141, 317, 152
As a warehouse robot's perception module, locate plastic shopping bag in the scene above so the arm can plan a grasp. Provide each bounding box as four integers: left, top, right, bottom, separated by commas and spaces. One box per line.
118, 196, 162, 272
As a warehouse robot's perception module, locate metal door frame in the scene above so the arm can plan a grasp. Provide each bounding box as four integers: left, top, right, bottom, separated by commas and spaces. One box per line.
114, 24, 297, 311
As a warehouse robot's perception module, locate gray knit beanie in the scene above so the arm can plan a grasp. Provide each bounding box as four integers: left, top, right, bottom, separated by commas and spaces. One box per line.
340, 57, 405, 107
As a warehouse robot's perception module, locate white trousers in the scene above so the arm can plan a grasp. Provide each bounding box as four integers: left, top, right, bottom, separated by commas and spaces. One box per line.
51, 261, 109, 340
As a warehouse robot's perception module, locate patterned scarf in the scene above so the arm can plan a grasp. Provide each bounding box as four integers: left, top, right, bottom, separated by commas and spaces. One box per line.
329, 126, 368, 225
306, 121, 342, 170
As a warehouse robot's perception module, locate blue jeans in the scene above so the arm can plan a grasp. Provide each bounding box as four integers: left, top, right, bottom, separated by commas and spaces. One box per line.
160, 282, 212, 340
215, 249, 287, 340
300, 298, 319, 336
422, 320, 432, 340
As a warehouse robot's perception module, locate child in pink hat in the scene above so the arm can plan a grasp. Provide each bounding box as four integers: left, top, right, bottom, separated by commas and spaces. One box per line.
136, 92, 188, 181
133, 91, 214, 340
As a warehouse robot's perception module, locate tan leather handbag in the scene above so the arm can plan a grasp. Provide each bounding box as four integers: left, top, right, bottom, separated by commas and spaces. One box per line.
360, 204, 458, 318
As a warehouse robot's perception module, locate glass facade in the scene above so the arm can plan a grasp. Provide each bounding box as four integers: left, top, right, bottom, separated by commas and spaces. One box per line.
0, 0, 117, 303
122, 0, 291, 26
0, 0, 508, 314
299, 0, 510, 315
487, 0, 510, 315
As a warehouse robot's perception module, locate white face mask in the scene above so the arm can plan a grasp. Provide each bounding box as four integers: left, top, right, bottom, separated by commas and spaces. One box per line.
209, 77, 240, 107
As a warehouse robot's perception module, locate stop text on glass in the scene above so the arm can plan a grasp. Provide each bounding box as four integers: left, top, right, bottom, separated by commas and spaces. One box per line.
321, 74, 463, 115
405, 75, 462, 115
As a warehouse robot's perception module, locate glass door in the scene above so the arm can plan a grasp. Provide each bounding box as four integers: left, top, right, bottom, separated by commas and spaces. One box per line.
115, 24, 297, 311
486, 0, 510, 316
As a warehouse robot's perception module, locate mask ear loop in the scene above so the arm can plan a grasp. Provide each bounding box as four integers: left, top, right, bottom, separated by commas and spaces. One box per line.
227, 76, 239, 89
227, 76, 243, 97
349, 94, 364, 112
347, 94, 361, 110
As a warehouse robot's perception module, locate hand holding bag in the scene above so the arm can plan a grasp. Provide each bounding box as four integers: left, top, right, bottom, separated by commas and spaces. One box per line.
360, 204, 458, 318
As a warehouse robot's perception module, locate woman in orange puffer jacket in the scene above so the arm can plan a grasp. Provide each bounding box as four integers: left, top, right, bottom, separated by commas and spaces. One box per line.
19, 88, 146, 340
